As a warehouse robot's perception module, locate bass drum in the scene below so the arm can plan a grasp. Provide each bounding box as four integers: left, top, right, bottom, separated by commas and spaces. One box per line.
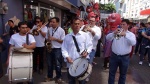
8, 51, 33, 83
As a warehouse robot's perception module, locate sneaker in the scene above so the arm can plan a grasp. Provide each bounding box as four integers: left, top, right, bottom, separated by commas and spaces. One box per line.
55, 78, 65, 84
149, 63, 150, 67
139, 61, 143, 65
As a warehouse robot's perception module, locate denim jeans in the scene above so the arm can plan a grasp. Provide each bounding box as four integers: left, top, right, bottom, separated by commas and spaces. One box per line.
47, 48, 62, 78
67, 69, 86, 84
89, 49, 96, 64
108, 52, 130, 84
33, 47, 45, 71
140, 44, 150, 63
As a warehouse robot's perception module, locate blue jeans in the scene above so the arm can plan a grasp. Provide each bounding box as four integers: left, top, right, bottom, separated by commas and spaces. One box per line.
46, 48, 62, 78
67, 69, 86, 84
108, 52, 130, 84
89, 49, 96, 64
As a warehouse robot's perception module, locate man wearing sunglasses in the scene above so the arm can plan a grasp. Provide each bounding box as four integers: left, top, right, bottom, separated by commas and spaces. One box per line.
30, 17, 47, 74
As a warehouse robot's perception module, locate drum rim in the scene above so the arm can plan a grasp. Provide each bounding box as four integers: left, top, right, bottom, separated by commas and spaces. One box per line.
78, 63, 92, 80
69, 57, 89, 77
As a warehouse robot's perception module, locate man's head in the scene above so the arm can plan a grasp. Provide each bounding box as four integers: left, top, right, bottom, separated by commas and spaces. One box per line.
8, 20, 14, 27
35, 17, 44, 26
120, 19, 130, 30
71, 17, 81, 32
89, 17, 96, 26
51, 17, 59, 28
18, 22, 28, 35
146, 22, 150, 28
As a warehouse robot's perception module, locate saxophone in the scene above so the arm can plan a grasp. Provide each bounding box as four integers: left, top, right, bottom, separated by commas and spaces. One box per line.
46, 28, 52, 53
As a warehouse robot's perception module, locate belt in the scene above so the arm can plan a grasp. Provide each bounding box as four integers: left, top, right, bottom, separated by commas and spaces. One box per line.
112, 52, 129, 57
52, 48, 61, 50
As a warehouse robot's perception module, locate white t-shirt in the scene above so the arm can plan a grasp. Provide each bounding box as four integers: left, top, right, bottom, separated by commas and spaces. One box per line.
30, 25, 47, 47
46, 27, 65, 48
9, 33, 36, 48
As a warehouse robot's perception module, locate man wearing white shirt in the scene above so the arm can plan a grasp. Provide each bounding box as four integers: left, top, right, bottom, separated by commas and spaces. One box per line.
61, 17, 93, 84
45, 17, 65, 83
106, 19, 136, 84
7, 22, 36, 84
86, 17, 101, 64
30, 17, 47, 74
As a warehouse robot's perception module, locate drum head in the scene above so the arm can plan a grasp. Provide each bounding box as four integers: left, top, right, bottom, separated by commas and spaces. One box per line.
13, 47, 34, 52
69, 58, 88, 77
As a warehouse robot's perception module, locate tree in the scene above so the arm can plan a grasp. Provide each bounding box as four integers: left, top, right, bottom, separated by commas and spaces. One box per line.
99, 3, 116, 12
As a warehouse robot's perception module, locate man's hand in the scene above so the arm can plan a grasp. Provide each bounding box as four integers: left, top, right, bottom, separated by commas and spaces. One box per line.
81, 51, 88, 58
119, 30, 126, 36
22, 43, 29, 48
49, 36, 57, 41
66, 57, 73, 63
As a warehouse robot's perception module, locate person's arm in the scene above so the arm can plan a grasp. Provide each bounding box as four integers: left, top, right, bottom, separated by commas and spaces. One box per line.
6, 45, 14, 65
125, 32, 136, 46
0, 37, 3, 43
23, 35, 36, 49
23, 42, 36, 49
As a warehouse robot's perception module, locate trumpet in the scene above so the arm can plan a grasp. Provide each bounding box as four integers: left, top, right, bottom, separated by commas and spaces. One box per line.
32, 22, 48, 36
114, 28, 123, 40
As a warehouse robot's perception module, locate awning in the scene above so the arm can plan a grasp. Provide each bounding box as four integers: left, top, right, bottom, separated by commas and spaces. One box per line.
140, 9, 150, 15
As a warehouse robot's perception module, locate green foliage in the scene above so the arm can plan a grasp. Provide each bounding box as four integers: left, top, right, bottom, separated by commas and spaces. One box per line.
99, 3, 116, 12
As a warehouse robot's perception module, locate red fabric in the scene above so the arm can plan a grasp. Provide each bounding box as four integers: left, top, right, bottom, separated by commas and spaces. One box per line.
140, 9, 150, 15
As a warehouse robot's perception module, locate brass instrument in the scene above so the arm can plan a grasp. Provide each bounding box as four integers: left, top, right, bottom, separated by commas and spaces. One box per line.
82, 25, 91, 32
114, 28, 123, 40
46, 28, 52, 53
32, 22, 48, 36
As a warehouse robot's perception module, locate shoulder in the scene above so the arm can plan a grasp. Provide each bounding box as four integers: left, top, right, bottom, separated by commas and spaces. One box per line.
11, 33, 19, 38
58, 27, 65, 32
127, 31, 135, 36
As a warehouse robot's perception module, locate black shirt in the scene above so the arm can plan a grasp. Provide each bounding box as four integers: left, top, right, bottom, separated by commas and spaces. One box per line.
9, 26, 19, 37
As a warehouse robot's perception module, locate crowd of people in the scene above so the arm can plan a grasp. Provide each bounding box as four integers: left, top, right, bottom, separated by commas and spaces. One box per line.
1, 14, 150, 84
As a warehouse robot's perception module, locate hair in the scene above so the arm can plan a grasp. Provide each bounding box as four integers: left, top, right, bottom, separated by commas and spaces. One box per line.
147, 22, 150, 25
18, 21, 27, 28
70, 17, 80, 24
121, 19, 130, 25
140, 22, 146, 27
8, 20, 14, 23
51, 17, 59, 23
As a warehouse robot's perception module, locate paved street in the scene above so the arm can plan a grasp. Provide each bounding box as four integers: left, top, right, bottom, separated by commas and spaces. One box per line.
0, 53, 150, 84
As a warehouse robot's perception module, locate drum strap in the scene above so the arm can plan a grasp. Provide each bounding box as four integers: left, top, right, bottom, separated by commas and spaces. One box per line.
26, 33, 29, 45
72, 36, 80, 52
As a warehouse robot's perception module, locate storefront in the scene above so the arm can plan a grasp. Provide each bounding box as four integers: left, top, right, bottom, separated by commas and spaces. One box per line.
23, 0, 77, 27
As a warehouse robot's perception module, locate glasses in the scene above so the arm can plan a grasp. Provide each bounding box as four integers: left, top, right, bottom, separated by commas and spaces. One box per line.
89, 20, 95, 22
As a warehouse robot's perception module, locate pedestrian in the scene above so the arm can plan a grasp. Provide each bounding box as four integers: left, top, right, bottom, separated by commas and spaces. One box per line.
61, 17, 93, 84
139, 22, 150, 66
45, 17, 65, 83
106, 19, 136, 84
